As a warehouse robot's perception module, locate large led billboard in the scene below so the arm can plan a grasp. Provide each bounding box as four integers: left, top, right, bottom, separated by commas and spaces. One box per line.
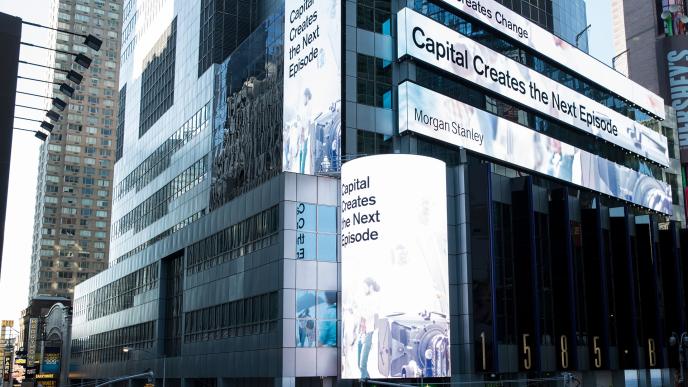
659, 35, 688, 149
341, 154, 450, 379
399, 81, 673, 214
430, 0, 665, 119
397, 8, 669, 166
283, 0, 342, 175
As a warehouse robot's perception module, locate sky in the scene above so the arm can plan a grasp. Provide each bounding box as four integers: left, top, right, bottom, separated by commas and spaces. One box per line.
0, 0, 616, 325
0, 0, 52, 327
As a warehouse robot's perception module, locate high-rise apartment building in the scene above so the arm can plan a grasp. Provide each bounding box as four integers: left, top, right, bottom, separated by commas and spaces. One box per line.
70, 0, 684, 386
28, 0, 122, 300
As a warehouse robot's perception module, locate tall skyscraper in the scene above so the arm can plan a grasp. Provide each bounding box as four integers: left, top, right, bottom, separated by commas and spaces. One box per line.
28, 0, 122, 300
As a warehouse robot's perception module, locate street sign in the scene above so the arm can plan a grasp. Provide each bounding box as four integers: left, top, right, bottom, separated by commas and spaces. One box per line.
27, 319, 38, 364
2, 352, 12, 381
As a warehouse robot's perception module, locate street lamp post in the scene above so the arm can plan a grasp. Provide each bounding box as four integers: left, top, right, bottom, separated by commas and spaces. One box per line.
122, 347, 165, 387
575, 24, 592, 48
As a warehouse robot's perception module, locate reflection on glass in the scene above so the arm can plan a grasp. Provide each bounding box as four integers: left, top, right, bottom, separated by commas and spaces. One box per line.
317, 234, 337, 261
297, 232, 316, 260
297, 203, 317, 232
296, 319, 316, 347
317, 291, 337, 319
318, 320, 337, 347
317, 205, 337, 232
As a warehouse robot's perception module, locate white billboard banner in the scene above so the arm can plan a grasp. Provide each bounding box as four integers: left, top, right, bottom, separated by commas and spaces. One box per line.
283, 0, 342, 174
399, 81, 673, 214
397, 8, 670, 167
341, 154, 450, 379
427, 0, 665, 119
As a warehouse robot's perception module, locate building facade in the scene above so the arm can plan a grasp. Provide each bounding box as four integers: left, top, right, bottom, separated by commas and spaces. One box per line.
70, 0, 687, 386
495, 0, 588, 52
28, 0, 123, 299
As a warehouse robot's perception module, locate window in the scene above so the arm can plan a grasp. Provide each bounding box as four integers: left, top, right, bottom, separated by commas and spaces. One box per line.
357, 54, 392, 108
357, 0, 391, 34
139, 18, 177, 136
296, 290, 337, 347
66, 145, 82, 153
296, 204, 337, 262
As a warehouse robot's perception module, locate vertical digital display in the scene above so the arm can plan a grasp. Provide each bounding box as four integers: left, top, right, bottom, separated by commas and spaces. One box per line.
341, 154, 451, 379
283, 0, 342, 174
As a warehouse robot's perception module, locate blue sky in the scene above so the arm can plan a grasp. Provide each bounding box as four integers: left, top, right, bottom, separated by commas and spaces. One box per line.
0, 0, 619, 323
586, 0, 616, 66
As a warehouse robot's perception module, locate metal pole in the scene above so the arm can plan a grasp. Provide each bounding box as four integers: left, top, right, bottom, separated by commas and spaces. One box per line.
163, 357, 165, 387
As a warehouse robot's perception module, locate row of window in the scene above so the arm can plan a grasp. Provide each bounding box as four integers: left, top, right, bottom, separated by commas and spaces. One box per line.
42, 228, 107, 238
45, 175, 110, 187
186, 206, 279, 274
71, 321, 155, 365
43, 196, 108, 207
112, 209, 206, 266
40, 259, 104, 269
47, 144, 112, 158
42, 217, 108, 228
114, 102, 210, 200
73, 262, 159, 321
184, 292, 279, 343
40, 248, 106, 260
45, 185, 109, 198
112, 157, 208, 238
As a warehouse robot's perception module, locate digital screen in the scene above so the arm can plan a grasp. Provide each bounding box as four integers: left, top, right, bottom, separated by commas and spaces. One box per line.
41, 347, 60, 374
399, 81, 673, 214
283, 0, 342, 174
397, 8, 669, 166
663, 38, 688, 148
430, 0, 665, 119
341, 154, 451, 379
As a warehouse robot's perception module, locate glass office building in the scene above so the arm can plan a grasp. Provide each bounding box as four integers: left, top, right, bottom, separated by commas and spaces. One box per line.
69, 0, 686, 386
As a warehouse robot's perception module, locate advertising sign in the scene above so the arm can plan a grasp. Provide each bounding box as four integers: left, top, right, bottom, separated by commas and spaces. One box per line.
397, 8, 669, 166
283, 0, 342, 174
399, 81, 673, 214
431, 0, 665, 119
341, 154, 450, 379
2, 352, 11, 382
41, 347, 60, 374
660, 35, 688, 149
26, 318, 38, 365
